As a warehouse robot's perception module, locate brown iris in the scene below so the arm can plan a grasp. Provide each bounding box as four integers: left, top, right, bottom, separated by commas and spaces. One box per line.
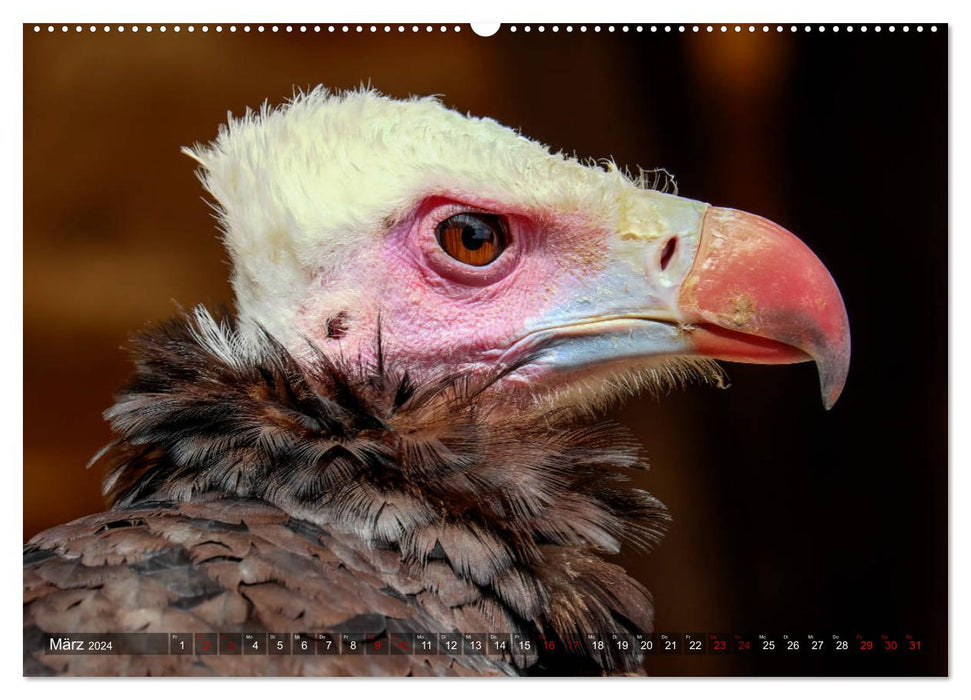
436, 213, 507, 266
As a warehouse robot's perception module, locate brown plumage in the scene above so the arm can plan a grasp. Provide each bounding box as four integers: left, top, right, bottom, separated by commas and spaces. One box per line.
24, 309, 668, 676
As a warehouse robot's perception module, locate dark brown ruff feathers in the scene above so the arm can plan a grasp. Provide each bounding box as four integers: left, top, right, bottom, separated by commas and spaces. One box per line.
24, 308, 669, 676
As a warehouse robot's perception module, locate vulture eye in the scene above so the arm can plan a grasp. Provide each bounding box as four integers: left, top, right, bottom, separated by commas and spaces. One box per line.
436, 213, 507, 266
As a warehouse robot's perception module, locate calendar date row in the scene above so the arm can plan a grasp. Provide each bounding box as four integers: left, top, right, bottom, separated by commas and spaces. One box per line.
44, 632, 925, 656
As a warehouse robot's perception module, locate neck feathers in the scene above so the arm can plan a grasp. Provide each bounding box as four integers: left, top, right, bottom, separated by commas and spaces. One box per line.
98, 307, 669, 673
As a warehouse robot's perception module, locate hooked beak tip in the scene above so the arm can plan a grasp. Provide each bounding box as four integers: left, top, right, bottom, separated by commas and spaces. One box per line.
679, 207, 851, 409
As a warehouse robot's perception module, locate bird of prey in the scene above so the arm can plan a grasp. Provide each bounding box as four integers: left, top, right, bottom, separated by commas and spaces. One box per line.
24, 88, 850, 677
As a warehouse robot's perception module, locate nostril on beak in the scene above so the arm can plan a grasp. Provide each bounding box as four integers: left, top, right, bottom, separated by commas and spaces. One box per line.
659, 236, 678, 271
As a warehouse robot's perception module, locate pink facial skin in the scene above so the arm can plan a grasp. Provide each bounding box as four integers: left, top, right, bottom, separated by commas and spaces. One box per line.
293, 193, 851, 409
297, 195, 610, 382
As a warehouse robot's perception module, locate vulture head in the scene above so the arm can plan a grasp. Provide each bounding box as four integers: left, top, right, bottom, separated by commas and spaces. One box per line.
185, 87, 850, 412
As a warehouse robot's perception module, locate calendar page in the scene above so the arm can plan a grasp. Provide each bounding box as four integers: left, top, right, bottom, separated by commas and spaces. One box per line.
22, 20, 947, 678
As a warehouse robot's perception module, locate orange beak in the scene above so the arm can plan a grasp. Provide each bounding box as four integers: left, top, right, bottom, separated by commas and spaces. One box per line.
679, 207, 851, 409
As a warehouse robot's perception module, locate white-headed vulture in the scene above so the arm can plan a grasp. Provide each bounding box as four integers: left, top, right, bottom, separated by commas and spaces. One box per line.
23, 88, 850, 676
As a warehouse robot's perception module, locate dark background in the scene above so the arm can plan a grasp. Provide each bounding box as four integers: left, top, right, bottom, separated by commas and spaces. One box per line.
23, 23, 948, 676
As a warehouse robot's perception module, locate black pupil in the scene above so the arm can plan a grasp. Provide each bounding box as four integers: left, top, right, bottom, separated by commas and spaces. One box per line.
457, 216, 495, 250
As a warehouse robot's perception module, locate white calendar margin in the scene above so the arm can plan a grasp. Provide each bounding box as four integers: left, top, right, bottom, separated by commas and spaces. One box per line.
2, 1, 962, 698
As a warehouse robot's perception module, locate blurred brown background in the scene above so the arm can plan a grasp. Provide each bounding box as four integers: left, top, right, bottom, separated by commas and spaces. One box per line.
24, 24, 947, 675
